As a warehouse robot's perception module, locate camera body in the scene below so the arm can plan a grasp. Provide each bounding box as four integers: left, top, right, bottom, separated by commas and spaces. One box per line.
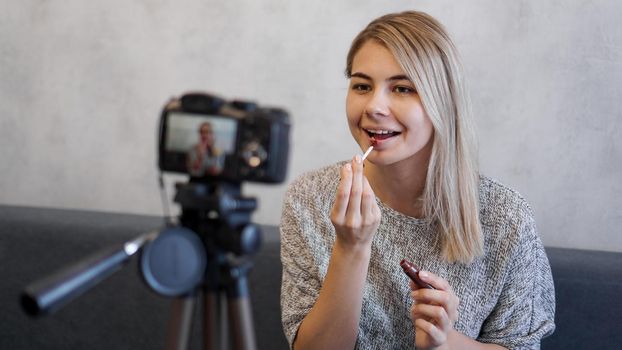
158, 92, 290, 183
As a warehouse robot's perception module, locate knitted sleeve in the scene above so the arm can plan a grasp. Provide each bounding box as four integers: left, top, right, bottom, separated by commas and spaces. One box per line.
477, 202, 556, 349
279, 178, 324, 348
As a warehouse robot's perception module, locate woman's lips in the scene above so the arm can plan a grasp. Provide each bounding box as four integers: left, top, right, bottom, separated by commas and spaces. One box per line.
365, 128, 400, 139
366, 130, 400, 147
374, 133, 398, 140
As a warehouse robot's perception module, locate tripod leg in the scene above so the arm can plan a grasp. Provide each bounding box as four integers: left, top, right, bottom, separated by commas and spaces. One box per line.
227, 276, 257, 350
203, 289, 230, 350
228, 296, 256, 350
166, 294, 196, 350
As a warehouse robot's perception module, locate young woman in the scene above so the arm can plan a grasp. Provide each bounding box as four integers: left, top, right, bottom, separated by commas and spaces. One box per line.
280, 11, 555, 350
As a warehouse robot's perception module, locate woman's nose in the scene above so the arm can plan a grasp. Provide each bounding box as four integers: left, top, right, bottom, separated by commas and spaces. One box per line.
364, 91, 389, 118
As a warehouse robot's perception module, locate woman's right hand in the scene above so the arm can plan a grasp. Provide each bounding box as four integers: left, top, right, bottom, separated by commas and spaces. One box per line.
330, 155, 381, 249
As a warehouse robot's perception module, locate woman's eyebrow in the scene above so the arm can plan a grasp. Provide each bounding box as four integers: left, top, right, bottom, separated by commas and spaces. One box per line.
350, 72, 411, 82
387, 74, 411, 82
350, 72, 372, 80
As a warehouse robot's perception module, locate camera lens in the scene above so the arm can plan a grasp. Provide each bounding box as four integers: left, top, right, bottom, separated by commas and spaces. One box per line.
241, 141, 268, 168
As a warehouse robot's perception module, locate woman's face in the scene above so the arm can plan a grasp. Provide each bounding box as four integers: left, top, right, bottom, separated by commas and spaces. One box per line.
199, 123, 215, 145
346, 40, 434, 167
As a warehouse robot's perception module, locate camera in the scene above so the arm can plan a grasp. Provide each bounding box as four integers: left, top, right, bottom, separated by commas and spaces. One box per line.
22, 92, 288, 350
158, 92, 290, 183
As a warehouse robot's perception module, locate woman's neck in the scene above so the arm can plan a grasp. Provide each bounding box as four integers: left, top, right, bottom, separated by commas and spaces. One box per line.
364, 152, 430, 218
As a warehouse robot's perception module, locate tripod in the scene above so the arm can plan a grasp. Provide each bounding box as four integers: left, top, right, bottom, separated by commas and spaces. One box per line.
143, 180, 261, 350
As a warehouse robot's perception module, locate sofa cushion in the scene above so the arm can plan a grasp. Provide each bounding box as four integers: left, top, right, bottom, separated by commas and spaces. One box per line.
542, 247, 622, 349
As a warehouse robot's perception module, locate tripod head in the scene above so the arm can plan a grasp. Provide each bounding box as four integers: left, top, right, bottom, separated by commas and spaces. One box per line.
175, 180, 261, 256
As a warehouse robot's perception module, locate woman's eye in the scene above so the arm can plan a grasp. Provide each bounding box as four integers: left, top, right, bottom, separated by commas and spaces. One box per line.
351, 84, 371, 92
394, 86, 416, 94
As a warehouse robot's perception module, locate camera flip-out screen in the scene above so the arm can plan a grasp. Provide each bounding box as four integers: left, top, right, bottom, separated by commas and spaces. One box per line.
163, 112, 238, 177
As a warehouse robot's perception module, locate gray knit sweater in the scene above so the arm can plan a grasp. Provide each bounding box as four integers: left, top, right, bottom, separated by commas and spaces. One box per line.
280, 162, 555, 350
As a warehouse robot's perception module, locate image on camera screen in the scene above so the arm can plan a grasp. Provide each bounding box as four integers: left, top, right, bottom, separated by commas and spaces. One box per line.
165, 112, 237, 177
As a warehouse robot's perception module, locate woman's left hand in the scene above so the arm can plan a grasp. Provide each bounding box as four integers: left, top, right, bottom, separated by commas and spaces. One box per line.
409, 271, 459, 350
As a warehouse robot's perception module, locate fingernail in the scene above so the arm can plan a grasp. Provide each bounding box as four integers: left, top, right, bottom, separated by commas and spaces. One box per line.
354, 155, 362, 164
345, 163, 352, 171
419, 271, 429, 279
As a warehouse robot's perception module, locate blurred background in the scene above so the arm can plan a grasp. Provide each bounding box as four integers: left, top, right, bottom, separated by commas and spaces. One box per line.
1, 0, 620, 252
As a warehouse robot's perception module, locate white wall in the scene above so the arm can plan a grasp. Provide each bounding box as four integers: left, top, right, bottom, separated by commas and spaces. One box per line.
1, 0, 620, 252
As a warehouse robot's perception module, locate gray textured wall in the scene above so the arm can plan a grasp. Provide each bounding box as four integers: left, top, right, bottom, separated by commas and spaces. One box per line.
1, 1, 620, 252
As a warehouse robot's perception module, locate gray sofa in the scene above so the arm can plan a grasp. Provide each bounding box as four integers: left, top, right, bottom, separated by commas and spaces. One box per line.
1, 205, 621, 349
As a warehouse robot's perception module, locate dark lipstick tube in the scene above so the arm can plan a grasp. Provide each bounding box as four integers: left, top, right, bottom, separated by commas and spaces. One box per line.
400, 259, 435, 289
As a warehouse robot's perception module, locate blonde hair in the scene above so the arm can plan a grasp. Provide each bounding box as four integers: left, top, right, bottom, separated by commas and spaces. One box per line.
346, 11, 483, 263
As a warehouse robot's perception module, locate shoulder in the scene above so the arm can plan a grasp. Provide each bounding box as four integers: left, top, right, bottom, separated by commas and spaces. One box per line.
280, 162, 344, 257
477, 175, 542, 257
478, 175, 535, 228
285, 162, 344, 201
281, 162, 345, 224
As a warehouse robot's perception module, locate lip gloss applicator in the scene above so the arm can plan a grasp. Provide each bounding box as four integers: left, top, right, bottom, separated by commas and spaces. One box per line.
361, 138, 376, 161
361, 145, 374, 161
